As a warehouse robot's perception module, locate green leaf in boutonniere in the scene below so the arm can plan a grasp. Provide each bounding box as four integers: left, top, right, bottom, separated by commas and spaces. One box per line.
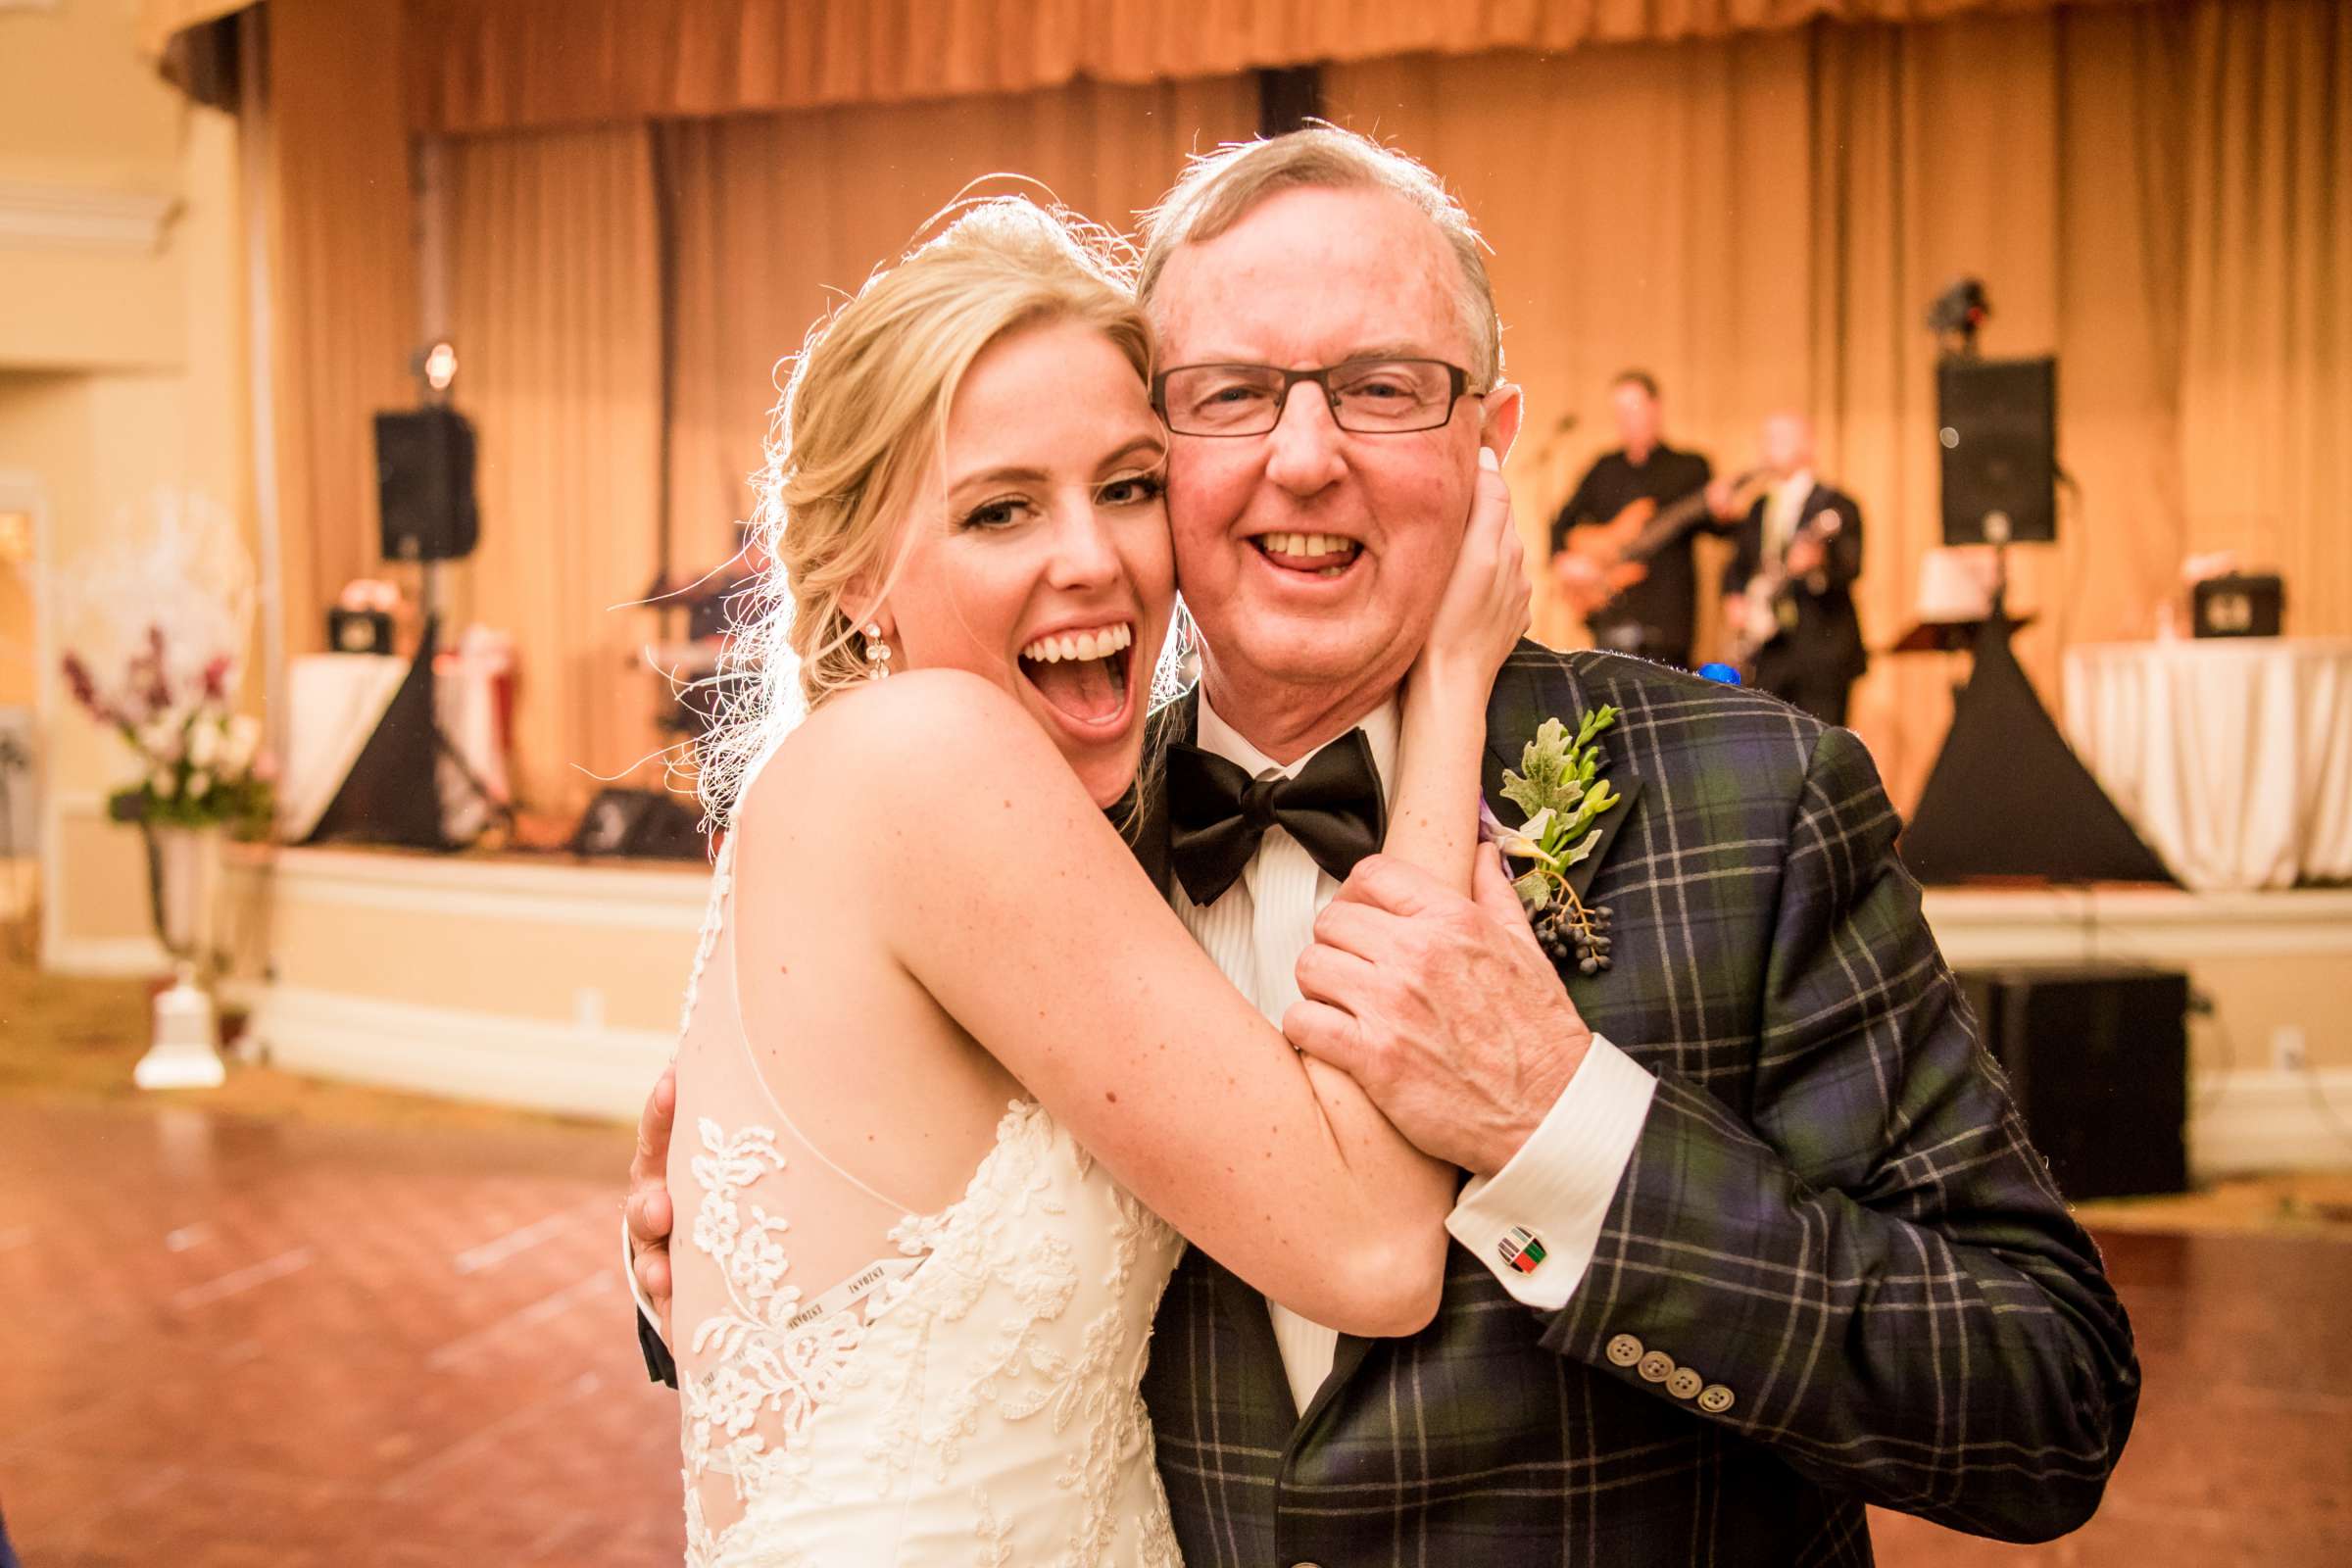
1494, 705, 1622, 973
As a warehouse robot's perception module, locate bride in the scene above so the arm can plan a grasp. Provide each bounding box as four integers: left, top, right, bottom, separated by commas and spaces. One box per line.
665, 197, 1525, 1565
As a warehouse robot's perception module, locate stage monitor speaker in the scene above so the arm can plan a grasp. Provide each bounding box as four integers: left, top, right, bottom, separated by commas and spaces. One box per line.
571, 788, 706, 861
1956, 963, 2189, 1200
1937, 357, 2056, 546
375, 408, 479, 563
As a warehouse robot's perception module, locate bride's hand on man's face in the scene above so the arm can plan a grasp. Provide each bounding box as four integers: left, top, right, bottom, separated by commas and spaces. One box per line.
1418, 446, 1530, 687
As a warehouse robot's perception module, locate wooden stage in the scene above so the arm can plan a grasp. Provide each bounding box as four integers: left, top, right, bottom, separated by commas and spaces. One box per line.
213, 845, 2352, 1179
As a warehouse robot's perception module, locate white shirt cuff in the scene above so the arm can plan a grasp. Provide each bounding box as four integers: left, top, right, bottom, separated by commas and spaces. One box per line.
622, 1213, 665, 1347
1445, 1034, 1657, 1310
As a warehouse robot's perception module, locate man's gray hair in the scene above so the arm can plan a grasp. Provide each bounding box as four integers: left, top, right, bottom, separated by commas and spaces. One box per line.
1136, 125, 1504, 388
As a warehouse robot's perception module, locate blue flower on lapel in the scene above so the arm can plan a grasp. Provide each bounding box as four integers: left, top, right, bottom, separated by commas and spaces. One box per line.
1490, 706, 1624, 973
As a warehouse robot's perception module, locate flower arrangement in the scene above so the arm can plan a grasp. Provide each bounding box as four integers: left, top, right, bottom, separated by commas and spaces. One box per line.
62, 624, 273, 837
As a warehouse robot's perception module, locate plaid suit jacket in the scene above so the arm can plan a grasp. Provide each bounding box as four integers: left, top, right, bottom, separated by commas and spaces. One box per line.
1137, 643, 2138, 1566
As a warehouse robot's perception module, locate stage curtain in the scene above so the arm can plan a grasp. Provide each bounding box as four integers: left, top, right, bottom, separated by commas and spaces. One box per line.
1327, 0, 2340, 808
266, 0, 419, 662
402, 0, 2161, 134
442, 126, 667, 818
2179, 0, 2351, 645
662, 74, 1257, 568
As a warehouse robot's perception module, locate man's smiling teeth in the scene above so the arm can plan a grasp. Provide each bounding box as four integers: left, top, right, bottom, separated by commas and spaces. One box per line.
1257, 532, 1358, 561
1019, 622, 1135, 664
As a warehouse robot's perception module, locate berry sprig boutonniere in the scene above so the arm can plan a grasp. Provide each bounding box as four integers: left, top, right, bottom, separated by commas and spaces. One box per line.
1492, 707, 1622, 973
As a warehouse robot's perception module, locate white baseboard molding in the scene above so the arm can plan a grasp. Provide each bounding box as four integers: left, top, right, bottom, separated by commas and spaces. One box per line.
249, 985, 669, 1122
2190, 1068, 2352, 1177
44, 934, 169, 977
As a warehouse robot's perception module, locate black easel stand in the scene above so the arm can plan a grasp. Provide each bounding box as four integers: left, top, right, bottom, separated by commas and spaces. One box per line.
308, 618, 450, 851
305, 615, 513, 852
1899, 611, 2173, 885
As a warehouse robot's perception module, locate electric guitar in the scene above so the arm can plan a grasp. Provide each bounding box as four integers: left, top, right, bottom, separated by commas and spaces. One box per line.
1729, 511, 1842, 672
1552, 469, 1762, 618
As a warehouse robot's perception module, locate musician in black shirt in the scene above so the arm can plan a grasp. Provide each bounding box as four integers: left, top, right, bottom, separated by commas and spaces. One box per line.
1546, 370, 1724, 667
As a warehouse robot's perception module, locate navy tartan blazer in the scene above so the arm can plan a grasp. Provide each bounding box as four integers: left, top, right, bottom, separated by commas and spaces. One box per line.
638, 643, 2138, 1563
1133, 643, 2137, 1566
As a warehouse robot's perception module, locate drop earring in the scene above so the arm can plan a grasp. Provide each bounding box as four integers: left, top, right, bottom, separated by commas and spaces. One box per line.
863, 623, 893, 679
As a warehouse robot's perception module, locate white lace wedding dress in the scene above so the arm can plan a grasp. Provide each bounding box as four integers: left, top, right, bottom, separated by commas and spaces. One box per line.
667, 827, 1187, 1567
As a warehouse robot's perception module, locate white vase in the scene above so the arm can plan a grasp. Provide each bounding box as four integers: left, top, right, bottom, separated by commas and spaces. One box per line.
134, 822, 226, 1091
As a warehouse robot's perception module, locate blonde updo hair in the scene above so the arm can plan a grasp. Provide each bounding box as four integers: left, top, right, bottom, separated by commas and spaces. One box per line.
698, 198, 1155, 828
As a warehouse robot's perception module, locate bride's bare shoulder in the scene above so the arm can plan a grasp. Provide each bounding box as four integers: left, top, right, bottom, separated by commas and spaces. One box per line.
743, 670, 1079, 836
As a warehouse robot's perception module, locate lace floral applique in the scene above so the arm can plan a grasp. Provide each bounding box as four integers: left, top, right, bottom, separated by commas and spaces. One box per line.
681, 1118, 869, 1557
681, 1097, 1183, 1566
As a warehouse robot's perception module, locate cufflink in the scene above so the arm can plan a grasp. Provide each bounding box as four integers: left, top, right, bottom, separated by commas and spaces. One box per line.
1497, 1225, 1547, 1274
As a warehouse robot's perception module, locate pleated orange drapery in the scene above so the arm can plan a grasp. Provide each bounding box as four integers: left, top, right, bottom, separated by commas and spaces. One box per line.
440, 126, 667, 818
662, 74, 1258, 564
401, 0, 2164, 135
1325, 0, 2350, 808
266, 0, 419, 661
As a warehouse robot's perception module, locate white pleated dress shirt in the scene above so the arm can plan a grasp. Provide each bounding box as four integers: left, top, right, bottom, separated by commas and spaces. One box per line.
1174, 692, 1658, 1415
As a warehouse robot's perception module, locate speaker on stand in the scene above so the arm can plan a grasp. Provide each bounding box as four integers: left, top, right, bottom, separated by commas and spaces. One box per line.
337, 350, 511, 849
1899, 287, 2170, 885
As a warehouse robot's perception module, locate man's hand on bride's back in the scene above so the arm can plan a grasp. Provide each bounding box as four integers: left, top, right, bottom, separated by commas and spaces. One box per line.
626, 1063, 678, 1346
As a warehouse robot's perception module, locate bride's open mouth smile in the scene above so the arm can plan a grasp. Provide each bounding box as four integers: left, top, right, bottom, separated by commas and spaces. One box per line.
1015, 619, 1138, 737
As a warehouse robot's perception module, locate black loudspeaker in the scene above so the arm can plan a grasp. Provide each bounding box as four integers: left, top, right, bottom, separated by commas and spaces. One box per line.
2193, 573, 2284, 638
1956, 963, 2189, 1200
1937, 357, 2056, 545
374, 408, 480, 563
327, 607, 395, 655
571, 788, 707, 860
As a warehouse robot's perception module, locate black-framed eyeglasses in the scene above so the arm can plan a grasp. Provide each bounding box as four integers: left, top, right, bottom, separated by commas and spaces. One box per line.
1152, 359, 1476, 437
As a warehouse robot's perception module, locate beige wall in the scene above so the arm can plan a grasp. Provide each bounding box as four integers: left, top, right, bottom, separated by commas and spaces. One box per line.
0, 0, 254, 965
0, 0, 182, 185
0, 0, 189, 371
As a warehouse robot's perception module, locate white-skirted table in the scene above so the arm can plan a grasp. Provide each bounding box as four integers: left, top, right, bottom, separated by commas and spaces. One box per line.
2064, 637, 2352, 891
280, 650, 512, 843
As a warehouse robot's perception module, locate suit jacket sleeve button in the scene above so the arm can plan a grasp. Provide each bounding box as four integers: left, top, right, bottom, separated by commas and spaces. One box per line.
1698, 1384, 1736, 1414
1667, 1367, 1703, 1400
1605, 1333, 1644, 1367
1637, 1350, 1677, 1383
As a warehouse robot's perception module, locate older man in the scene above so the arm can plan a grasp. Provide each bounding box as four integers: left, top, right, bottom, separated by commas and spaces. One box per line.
630, 128, 2135, 1564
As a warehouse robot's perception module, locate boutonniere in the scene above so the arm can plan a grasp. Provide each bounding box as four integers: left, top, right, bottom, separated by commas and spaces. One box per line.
1491, 706, 1622, 973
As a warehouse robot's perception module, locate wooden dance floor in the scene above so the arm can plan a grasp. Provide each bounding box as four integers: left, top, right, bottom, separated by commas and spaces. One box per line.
2, 1096, 2347, 1566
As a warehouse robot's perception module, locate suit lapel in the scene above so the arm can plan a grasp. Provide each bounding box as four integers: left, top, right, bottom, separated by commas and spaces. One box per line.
1483, 645, 1645, 903
1294, 1332, 1374, 1440
1206, 1255, 1302, 1429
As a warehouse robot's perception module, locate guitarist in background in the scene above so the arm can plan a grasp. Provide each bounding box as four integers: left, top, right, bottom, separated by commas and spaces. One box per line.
1547, 369, 1723, 666
1712, 412, 1866, 724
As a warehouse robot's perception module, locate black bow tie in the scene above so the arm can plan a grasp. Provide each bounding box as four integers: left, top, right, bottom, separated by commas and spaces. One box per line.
1166, 728, 1387, 906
